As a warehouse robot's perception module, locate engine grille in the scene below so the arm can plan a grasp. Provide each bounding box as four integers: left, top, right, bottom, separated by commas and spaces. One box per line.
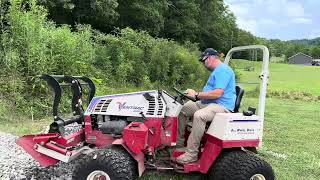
94, 99, 113, 112
146, 96, 155, 115
157, 96, 164, 115
146, 95, 164, 116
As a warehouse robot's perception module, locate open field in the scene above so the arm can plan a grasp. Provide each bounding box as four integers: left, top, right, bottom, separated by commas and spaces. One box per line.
232, 59, 320, 97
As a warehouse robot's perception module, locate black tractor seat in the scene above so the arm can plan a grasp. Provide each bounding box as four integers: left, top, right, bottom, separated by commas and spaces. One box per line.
233, 85, 244, 113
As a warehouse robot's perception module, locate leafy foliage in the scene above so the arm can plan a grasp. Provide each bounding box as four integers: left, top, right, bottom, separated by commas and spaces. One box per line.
36, 0, 257, 55
34, 0, 320, 60
0, 0, 208, 118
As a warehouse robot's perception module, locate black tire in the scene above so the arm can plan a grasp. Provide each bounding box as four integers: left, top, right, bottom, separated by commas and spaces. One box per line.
72, 146, 138, 180
207, 150, 274, 180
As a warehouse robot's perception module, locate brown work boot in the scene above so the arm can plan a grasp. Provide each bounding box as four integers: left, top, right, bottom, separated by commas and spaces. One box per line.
176, 152, 198, 164
175, 147, 187, 152
176, 139, 184, 148
166, 145, 186, 156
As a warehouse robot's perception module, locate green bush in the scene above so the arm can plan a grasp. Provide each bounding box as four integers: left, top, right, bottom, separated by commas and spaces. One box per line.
0, 0, 209, 119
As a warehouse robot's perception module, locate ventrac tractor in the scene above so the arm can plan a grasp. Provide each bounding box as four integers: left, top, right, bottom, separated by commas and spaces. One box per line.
17, 45, 274, 180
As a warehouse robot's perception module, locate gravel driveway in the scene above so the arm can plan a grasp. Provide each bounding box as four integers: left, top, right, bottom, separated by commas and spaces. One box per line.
0, 124, 81, 180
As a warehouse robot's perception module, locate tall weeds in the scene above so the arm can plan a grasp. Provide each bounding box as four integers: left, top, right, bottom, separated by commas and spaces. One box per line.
0, 0, 208, 119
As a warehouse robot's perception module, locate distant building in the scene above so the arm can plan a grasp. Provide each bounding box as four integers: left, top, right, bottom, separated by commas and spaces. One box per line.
288, 52, 313, 66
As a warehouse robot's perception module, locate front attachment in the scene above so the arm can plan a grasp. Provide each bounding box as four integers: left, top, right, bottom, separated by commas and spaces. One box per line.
16, 75, 96, 167
16, 130, 87, 167
16, 135, 59, 167
40, 75, 96, 134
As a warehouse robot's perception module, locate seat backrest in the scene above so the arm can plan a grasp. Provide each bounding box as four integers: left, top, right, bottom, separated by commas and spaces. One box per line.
234, 86, 244, 112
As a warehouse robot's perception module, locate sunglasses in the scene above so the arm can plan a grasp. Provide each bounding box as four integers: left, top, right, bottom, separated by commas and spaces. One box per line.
199, 55, 209, 62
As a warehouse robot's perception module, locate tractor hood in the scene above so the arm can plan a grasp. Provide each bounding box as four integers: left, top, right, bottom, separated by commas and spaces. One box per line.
85, 90, 181, 118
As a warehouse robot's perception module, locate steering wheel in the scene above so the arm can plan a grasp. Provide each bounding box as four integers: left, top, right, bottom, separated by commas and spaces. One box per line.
173, 87, 197, 102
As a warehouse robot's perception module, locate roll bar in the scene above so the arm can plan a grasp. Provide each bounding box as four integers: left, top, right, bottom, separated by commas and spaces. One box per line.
224, 45, 270, 143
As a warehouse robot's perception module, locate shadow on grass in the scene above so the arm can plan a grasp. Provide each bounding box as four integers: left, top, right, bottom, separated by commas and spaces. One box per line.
141, 170, 204, 180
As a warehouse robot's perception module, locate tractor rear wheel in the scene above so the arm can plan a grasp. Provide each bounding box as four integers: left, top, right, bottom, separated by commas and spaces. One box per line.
72, 146, 138, 180
207, 150, 274, 180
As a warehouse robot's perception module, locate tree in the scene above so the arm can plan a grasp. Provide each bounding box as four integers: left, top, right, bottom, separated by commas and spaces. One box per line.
284, 43, 305, 61
116, 0, 168, 36
197, 0, 237, 52
266, 39, 286, 57
38, 0, 119, 32
162, 0, 200, 42
232, 29, 258, 59
73, 0, 119, 32
310, 46, 320, 58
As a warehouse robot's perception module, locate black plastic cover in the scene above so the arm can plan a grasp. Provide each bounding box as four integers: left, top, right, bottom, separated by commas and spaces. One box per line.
99, 120, 127, 135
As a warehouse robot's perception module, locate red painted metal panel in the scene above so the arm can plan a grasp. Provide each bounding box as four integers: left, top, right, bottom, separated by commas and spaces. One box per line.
161, 117, 178, 146
183, 142, 222, 173
32, 133, 60, 144
84, 115, 93, 135
44, 143, 68, 155
143, 118, 162, 148
123, 122, 148, 154
16, 135, 59, 167
86, 130, 115, 148
198, 142, 222, 173
206, 135, 259, 148
183, 135, 259, 173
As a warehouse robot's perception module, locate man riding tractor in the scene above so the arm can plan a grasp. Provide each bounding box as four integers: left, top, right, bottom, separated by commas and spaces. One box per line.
176, 48, 236, 164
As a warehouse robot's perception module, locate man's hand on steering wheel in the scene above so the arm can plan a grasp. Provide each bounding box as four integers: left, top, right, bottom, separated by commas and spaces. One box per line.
173, 88, 197, 102
185, 89, 196, 99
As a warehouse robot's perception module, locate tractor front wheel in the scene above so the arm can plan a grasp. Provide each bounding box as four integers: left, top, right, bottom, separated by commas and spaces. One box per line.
208, 150, 274, 180
72, 146, 138, 180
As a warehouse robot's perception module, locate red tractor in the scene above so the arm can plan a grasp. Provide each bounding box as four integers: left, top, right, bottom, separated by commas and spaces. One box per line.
17, 45, 274, 180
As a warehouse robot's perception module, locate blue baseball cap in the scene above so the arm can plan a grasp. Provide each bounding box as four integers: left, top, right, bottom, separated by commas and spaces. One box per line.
199, 48, 220, 62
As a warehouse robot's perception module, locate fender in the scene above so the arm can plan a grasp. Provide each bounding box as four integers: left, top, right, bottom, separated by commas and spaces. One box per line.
112, 138, 145, 177
184, 134, 259, 173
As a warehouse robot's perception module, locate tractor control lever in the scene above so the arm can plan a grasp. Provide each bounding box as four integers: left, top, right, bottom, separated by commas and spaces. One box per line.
140, 112, 146, 121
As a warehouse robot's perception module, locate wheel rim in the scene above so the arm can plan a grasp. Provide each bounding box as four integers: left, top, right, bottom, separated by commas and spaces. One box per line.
250, 174, 266, 180
86, 170, 111, 180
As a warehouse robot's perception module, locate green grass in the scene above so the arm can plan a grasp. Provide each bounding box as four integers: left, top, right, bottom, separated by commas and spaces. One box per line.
0, 118, 51, 136
262, 98, 320, 180
232, 59, 320, 97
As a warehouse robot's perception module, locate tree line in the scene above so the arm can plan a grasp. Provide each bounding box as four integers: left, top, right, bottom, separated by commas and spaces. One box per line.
35, 0, 260, 53
35, 0, 320, 60
260, 38, 320, 60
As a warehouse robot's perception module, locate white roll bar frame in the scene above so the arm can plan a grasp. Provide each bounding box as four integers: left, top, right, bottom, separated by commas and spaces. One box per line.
224, 45, 270, 142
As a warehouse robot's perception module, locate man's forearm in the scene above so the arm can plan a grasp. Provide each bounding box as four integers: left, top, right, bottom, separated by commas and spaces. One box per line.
197, 89, 224, 100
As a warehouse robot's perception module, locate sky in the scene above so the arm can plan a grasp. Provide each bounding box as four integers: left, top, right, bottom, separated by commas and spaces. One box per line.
225, 0, 320, 40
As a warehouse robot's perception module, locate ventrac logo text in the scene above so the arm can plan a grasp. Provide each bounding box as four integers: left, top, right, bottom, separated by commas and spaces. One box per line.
116, 102, 144, 112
